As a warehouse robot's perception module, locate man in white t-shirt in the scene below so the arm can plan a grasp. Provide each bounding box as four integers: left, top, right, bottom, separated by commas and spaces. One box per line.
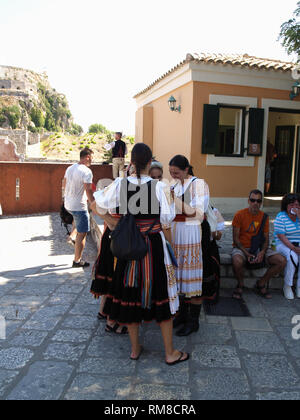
63, 147, 94, 268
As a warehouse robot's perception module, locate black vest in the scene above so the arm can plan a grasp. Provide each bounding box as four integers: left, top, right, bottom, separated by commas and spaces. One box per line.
117, 179, 160, 219
112, 140, 126, 158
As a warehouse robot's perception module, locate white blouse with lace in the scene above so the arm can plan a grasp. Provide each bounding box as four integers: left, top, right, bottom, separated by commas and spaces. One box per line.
93, 175, 176, 228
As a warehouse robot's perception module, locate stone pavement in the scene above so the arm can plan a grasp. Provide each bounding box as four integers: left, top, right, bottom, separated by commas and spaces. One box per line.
0, 213, 300, 400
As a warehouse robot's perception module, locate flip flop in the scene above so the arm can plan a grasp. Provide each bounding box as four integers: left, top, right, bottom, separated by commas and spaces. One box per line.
130, 346, 144, 361
256, 281, 272, 299
97, 313, 107, 321
105, 323, 128, 335
232, 288, 243, 300
166, 352, 190, 366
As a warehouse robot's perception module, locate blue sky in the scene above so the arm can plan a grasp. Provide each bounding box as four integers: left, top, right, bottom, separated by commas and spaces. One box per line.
0, 0, 298, 134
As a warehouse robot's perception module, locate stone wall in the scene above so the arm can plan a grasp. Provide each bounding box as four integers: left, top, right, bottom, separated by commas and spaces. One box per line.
0, 137, 21, 162
0, 129, 41, 158
0, 129, 27, 155
0, 65, 50, 94
0, 80, 26, 90
0, 90, 30, 99
28, 132, 40, 146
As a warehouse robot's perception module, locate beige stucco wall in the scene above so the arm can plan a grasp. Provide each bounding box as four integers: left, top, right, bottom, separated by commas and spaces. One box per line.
135, 77, 300, 203
148, 82, 194, 173
190, 81, 300, 198
135, 106, 153, 150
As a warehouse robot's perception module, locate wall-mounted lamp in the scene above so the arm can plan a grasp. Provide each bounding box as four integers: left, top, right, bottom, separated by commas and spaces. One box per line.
290, 82, 300, 100
168, 96, 181, 113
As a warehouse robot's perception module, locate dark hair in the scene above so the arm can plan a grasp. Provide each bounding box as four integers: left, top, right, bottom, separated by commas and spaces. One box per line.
115, 132, 123, 137
249, 189, 263, 199
169, 155, 194, 176
80, 147, 93, 159
131, 143, 153, 179
281, 193, 300, 212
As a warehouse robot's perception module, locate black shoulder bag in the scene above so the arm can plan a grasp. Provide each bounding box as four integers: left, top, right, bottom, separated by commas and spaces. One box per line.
110, 214, 158, 261
60, 203, 74, 235
245, 213, 268, 270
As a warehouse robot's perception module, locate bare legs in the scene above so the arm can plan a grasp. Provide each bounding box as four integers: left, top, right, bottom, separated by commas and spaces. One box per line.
74, 232, 87, 263
232, 255, 245, 299
232, 254, 286, 299
257, 254, 286, 299
128, 320, 188, 363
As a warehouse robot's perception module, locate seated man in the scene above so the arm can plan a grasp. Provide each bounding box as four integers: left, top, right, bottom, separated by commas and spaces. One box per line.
232, 189, 286, 300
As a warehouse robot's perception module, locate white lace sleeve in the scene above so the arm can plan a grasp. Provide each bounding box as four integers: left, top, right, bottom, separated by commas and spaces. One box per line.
156, 181, 176, 228
93, 178, 121, 211
190, 179, 210, 217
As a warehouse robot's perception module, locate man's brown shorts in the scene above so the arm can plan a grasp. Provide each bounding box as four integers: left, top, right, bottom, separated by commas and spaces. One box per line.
232, 247, 279, 263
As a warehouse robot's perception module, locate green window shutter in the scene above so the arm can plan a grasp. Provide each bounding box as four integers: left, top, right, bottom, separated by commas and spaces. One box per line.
202, 104, 219, 154
248, 108, 265, 156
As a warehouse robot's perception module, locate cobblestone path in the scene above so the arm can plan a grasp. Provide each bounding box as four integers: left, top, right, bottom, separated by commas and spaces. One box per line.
0, 213, 300, 400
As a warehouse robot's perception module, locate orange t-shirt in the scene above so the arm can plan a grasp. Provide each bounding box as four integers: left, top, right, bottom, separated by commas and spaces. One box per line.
232, 208, 269, 249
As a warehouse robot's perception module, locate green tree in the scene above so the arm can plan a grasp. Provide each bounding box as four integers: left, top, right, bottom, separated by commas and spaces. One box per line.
31, 107, 45, 128
45, 111, 56, 131
68, 123, 83, 136
279, 2, 300, 58
89, 123, 107, 134
4, 106, 21, 129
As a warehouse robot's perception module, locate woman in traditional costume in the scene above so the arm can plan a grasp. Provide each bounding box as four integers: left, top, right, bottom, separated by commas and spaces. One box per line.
169, 155, 210, 336
91, 144, 189, 365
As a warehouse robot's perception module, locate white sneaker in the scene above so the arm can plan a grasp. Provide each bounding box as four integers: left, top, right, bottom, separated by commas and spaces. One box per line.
283, 285, 295, 300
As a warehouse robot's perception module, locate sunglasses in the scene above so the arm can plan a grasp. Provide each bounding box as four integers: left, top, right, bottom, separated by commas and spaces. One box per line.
249, 198, 262, 204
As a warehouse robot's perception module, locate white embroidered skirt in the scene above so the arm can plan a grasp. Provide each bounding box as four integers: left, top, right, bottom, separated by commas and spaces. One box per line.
171, 221, 203, 298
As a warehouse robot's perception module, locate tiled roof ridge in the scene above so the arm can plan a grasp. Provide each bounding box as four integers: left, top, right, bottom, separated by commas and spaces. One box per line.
134, 52, 296, 98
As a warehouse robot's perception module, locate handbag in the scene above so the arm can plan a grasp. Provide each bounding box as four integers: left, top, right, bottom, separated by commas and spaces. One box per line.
206, 204, 218, 233
245, 213, 268, 270
110, 214, 159, 261
60, 203, 74, 235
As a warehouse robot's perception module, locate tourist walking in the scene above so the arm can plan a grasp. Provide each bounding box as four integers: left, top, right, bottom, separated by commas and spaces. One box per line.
169, 155, 210, 337
232, 189, 286, 300
274, 193, 300, 300
91, 143, 189, 365
63, 147, 94, 268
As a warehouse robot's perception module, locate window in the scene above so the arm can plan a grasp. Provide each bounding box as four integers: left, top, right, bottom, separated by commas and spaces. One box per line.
202, 104, 264, 157
216, 106, 245, 156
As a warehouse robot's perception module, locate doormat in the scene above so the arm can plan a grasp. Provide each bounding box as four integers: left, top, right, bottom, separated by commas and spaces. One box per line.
204, 297, 251, 317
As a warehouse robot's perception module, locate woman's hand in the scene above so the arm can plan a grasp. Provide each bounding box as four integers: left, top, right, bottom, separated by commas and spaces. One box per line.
293, 246, 300, 255
212, 231, 222, 241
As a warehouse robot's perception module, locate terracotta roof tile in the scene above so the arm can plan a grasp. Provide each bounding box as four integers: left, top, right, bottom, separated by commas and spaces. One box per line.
134, 53, 295, 98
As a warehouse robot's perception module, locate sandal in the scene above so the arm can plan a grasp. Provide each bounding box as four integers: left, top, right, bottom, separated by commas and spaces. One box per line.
97, 313, 107, 321
166, 352, 190, 366
256, 281, 272, 299
130, 346, 144, 361
105, 323, 128, 335
232, 288, 243, 300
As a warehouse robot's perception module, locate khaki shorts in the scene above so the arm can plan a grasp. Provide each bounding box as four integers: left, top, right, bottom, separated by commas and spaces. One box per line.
232, 247, 279, 264
112, 158, 125, 179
